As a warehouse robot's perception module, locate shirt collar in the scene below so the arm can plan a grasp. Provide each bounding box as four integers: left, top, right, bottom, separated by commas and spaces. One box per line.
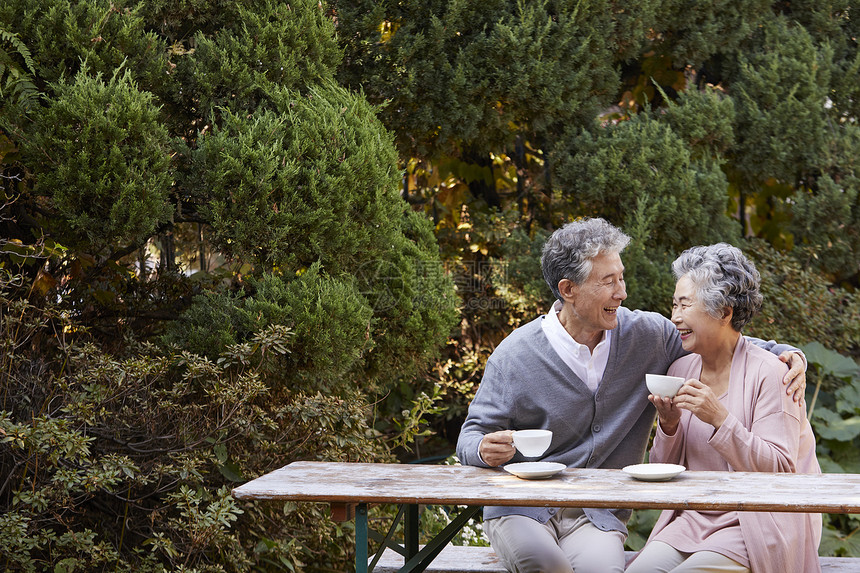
544, 300, 609, 351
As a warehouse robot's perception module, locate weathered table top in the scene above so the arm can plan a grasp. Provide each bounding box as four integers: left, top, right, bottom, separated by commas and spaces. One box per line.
231, 461, 860, 513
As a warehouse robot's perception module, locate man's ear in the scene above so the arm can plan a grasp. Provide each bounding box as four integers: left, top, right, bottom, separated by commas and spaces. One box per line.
558, 278, 577, 301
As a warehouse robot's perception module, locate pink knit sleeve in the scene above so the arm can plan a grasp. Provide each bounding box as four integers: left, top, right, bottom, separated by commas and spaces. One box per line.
707, 366, 801, 473
650, 414, 686, 464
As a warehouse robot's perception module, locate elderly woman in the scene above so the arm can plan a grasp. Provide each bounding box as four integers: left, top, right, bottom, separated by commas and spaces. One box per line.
626, 244, 821, 573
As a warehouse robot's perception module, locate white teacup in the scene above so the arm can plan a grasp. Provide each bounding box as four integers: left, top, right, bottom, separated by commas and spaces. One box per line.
645, 374, 686, 398
512, 429, 553, 458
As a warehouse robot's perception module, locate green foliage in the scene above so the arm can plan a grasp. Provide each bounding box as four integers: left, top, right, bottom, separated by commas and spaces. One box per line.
162, 288, 257, 355
0, 27, 39, 113
659, 84, 736, 160
21, 64, 173, 254
625, 509, 661, 551
166, 266, 376, 393
657, 0, 772, 67
742, 239, 860, 359
493, 226, 553, 318
334, 0, 656, 158
797, 343, 860, 556
196, 81, 402, 273
0, 0, 167, 89
0, 270, 416, 571
246, 269, 373, 387
616, 211, 679, 315
1, 1, 458, 571
176, 0, 342, 121
186, 79, 460, 386
729, 17, 832, 186
554, 113, 739, 252
777, 0, 858, 68
820, 519, 860, 559
789, 123, 860, 280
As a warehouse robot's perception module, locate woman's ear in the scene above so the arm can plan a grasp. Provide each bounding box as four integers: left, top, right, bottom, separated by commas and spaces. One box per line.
721, 307, 734, 324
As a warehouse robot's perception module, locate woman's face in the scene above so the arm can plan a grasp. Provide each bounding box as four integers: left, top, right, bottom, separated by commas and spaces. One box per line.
671, 275, 726, 354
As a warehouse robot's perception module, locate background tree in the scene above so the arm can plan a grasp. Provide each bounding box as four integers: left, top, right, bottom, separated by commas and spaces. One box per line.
334, 0, 659, 208
1, 0, 457, 571
331, 0, 860, 356
4, 0, 860, 570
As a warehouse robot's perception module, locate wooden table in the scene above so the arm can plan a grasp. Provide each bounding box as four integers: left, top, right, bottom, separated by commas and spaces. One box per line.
232, 461, 860, 572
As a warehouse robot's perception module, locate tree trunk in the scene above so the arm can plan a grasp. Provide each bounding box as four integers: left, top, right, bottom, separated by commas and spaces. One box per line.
160, 230, 176, 273
462, 146, 500, 208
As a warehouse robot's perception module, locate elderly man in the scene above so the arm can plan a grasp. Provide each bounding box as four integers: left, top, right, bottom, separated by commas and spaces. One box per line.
455, 218, 806, 573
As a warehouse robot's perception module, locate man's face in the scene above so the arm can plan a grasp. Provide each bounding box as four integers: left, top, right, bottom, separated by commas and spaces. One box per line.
567, 251, 627, 331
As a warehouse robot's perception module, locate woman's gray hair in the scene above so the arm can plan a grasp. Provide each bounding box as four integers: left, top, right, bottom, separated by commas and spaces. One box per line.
672, 243, 762, 331
541, 218, 630, 302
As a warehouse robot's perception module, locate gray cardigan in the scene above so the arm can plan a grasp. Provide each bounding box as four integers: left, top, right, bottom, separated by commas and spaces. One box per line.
455, 307, 796, 534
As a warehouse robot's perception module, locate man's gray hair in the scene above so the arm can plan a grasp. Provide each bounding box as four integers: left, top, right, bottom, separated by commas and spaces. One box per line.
672, 243, 762, 331
541, 218, 631, 302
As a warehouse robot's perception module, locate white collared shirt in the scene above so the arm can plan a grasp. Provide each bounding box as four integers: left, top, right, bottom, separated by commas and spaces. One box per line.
540, 300, 611, 392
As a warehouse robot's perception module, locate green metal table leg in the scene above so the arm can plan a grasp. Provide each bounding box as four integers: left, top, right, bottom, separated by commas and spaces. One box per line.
368, 504, 408, 570
397, 505, 482, 573
404, 504, 420, 559
361, 504, 482, 572
356, 503, 368, 573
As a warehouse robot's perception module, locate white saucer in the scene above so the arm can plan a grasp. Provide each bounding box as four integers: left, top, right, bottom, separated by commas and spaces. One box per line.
622, 463, 686, 481
503, 462, 566, 480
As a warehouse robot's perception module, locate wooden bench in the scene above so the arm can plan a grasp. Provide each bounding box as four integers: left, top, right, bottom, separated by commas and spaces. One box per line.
374, 545, 860, 572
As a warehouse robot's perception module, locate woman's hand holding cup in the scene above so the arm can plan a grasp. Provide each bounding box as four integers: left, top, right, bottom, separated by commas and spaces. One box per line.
649, 393, 682, 436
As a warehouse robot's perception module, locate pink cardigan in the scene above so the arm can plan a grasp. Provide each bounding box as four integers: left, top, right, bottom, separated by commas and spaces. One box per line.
645, 336, 822, 573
